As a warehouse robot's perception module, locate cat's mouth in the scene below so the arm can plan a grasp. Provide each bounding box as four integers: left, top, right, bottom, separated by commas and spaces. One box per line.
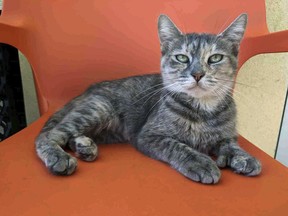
184, 83, 210, 98
187, 83, 207, 91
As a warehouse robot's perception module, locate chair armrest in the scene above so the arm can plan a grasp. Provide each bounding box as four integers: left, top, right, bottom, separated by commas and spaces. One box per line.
253, 30, 288, 53
240, 30, 288, 63
0, 15, 24, 47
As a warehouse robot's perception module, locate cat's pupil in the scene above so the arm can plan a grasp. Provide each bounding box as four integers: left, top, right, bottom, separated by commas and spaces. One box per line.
175, 54, 189, 63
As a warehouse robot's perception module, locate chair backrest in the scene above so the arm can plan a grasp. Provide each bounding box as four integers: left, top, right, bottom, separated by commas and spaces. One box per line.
0, 0, 268, 113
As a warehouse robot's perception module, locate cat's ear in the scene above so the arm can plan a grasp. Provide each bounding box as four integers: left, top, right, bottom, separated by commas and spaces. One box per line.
158, 15, 182, 50
218, 13, 247, 44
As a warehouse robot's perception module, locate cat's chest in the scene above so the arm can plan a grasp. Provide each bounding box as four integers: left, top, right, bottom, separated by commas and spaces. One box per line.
170, 117, 221, 151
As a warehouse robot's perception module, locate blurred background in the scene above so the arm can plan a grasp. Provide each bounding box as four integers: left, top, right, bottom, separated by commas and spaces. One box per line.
0, 0, 287, 165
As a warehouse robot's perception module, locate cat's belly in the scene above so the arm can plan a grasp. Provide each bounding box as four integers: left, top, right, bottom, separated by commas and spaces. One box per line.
87, 118, 129, 144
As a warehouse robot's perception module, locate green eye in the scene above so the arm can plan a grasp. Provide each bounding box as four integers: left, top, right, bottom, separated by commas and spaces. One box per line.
175, 54, 189, 63
208, 54, 223, 64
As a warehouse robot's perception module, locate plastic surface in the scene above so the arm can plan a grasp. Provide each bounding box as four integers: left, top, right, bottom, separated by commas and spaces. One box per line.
0, 0, 288, 215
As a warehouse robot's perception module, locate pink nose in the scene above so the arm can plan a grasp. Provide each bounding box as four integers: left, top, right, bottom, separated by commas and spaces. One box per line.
192, 74, 205, 82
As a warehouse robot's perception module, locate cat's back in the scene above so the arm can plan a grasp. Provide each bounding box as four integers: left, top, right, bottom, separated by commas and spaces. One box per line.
86, 74, 163, 103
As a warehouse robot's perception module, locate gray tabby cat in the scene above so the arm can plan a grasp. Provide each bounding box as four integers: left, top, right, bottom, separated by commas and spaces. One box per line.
36, 14, 261, 184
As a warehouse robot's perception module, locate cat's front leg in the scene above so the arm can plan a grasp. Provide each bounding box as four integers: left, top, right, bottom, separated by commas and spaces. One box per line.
136, 135, 221, 184
216, 139, 262, 176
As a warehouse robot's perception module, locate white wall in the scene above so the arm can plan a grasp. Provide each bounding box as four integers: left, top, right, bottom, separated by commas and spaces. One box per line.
235, 0, 288, 157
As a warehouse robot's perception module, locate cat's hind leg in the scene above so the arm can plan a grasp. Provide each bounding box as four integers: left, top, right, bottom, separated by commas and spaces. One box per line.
68, 136, 98, 161
36, 132, 78, 175
36, 95, 116, 175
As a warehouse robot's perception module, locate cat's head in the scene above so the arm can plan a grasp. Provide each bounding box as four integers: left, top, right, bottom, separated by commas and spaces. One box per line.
158, 14, 247, 99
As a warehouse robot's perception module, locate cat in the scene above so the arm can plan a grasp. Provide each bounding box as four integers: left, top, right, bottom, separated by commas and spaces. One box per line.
36, 13, 261, 184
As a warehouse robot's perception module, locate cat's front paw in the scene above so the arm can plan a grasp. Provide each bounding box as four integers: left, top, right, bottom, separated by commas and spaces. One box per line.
175, 155, 221, 184
45, 151, 77, 175
230, 155, 261, 176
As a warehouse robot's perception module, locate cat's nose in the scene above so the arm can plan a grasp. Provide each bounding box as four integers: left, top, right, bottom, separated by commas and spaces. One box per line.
192, 73, 205, 82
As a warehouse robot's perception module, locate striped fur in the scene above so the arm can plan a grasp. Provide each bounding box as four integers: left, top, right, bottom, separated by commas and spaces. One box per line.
36, 14, 261, 184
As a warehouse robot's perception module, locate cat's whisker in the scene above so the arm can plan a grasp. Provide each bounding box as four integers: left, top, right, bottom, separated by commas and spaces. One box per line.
209, 89, 230, 117
228, 92, 251, 110
139, 88, 165, 105
141, 82, 179, 106
146, 86, 181, 117
215, 84, 235, 97
132, 88, 162, 105
132, 78, 179, 105
215, 78, 257, 88
132, 83, 164, 99
218, 85, 252, 109
212, 87, 233, 112
220, 84, 249, 99
145, 93, 169, 117
132, 84, 168, 105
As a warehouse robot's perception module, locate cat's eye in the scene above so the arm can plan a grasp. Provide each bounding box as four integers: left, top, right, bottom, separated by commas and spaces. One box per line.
175, 54, 189, 63
208, 54, 223, 64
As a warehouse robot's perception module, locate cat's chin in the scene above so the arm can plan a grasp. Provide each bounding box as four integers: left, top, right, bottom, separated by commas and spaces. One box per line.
185, 86, 211, 98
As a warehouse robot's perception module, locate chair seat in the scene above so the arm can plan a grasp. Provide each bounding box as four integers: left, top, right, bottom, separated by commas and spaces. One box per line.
1, 108, 288, 216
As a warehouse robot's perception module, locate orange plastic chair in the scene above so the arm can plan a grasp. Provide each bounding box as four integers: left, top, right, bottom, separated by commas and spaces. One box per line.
1, 0, 288, 215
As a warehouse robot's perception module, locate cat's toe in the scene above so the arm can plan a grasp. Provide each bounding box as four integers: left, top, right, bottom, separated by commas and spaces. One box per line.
46, 152, 77, 175
202, 164, 221, 184
231, 155, 261, 176
188, 164, 221, 184
216, 155, 229, 168
76, 144, 98, 161
69, 136, 98, 162
178, 158, 221, 184
195, 168, 220, 184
